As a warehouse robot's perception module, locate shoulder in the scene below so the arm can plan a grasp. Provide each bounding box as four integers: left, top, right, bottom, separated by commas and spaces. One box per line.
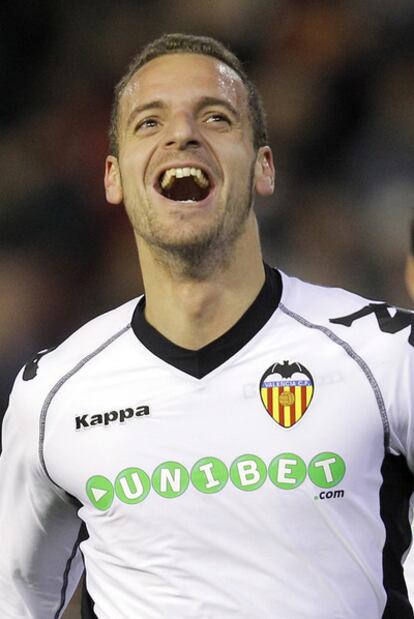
280, 271, 378, 321
279, 270, 414, 356
6, 297, 140, 419
276, 271, 414, 470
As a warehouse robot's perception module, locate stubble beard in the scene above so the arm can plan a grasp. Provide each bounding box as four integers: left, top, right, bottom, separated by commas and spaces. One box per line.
127, 167, 255, 281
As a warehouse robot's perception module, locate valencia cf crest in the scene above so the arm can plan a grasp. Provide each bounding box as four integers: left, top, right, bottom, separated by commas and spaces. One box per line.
259, 360, 314, 428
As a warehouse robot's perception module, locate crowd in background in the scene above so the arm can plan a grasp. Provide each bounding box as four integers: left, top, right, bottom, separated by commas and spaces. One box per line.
2, 0, 414, 429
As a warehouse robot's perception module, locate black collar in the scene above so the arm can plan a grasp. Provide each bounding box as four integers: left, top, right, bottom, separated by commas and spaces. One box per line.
131, 263, 282, 379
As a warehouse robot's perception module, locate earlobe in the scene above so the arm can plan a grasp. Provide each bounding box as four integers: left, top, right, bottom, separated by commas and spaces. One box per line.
254, 147, 275, 197
104, 156, 123, 205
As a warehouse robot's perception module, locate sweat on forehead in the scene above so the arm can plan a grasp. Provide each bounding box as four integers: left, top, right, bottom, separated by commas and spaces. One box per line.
108, 34, 268, 156
119, 54, 246, 115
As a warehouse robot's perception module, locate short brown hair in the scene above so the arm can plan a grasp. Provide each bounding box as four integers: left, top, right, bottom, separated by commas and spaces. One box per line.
108, 33, 267, 156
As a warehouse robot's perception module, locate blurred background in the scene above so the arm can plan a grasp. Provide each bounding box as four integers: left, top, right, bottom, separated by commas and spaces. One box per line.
1, 1, 414, 613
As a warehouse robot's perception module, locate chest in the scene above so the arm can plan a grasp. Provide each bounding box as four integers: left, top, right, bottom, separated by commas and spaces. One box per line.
44, 327, 386, 511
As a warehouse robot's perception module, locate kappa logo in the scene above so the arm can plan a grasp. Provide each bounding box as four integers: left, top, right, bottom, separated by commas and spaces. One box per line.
330, 303, 414, 347
23, 347, 56, 381
259, 360, 314, 428
75, 405, 149, 430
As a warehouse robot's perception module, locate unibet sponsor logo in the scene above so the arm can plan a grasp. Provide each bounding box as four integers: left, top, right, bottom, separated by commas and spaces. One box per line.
75, 405, 149, 430
191, 457, 229, 494
87, 452, 346, 510
268, 453, 307, 489
230, 455, 267, 492
152, 461, 190, 498
86, 475, 114, 511
115, 468, 151, 504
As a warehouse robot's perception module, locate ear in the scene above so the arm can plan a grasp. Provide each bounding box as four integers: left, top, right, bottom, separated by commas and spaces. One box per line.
104, 156, 123, 204
254, 147, 275, 197
405, 255, 414, 303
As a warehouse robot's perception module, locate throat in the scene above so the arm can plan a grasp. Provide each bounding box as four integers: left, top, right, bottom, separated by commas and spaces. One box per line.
140, 256, 267, 351
144, 286, 240, 350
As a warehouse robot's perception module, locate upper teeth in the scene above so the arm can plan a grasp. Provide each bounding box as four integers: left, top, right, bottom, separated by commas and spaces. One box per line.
160, 167, 209, 190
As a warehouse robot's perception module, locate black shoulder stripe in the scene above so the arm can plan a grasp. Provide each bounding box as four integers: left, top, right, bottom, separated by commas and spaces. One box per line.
23, 347, 56, 381
330, 303, 414, 347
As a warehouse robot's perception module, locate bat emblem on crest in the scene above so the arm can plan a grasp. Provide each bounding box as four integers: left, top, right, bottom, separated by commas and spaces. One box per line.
259, 360, 314, 428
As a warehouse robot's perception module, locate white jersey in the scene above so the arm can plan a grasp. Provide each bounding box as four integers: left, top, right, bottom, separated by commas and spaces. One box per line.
1, 266, 414, 619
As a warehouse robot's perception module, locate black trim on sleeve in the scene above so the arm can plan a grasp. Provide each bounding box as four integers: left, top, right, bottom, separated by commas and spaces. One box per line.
54, 523, 85, 619
131, 264, 282, 378
380, 454, 414, 618
78, 522, 99, 619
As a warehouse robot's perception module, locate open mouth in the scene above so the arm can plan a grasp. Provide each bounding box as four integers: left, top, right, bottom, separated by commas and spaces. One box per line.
156, 167, 211, 202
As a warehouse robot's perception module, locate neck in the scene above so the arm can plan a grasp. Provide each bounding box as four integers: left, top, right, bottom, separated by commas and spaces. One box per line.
136, 215, 265, 350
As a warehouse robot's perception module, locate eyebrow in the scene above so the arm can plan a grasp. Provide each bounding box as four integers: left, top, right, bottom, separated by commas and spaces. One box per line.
126, 100, 166, 130
125, 96, 241, 130
194, 96, 240, 121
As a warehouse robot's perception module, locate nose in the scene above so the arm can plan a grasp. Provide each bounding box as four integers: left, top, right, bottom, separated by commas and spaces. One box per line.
163, 111, 200, 151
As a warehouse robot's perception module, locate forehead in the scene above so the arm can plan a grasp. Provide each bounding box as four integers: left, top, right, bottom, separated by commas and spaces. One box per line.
119, 53, 249, 123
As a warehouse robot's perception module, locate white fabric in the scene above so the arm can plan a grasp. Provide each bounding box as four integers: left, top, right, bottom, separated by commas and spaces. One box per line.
1, 272, 414, 618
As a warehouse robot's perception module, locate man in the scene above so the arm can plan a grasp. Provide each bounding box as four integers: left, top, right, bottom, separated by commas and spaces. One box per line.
1, 33, 413, 619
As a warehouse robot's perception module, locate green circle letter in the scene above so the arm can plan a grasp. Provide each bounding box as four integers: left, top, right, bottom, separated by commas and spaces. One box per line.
268, 453, 306, 490
152, 461, 190, 498
115, 467, 151, 504
230, 454, 267, 491
308, 452, 346, 488
191, 457, 228, 494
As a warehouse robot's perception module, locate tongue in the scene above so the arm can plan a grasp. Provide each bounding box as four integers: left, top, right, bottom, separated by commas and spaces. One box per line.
163, 176, 208, 202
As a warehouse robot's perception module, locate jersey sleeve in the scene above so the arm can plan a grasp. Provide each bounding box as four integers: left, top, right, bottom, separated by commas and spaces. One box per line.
379, 330, 414, 473
0, 369, 84, 619
404, 344, 414, 472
